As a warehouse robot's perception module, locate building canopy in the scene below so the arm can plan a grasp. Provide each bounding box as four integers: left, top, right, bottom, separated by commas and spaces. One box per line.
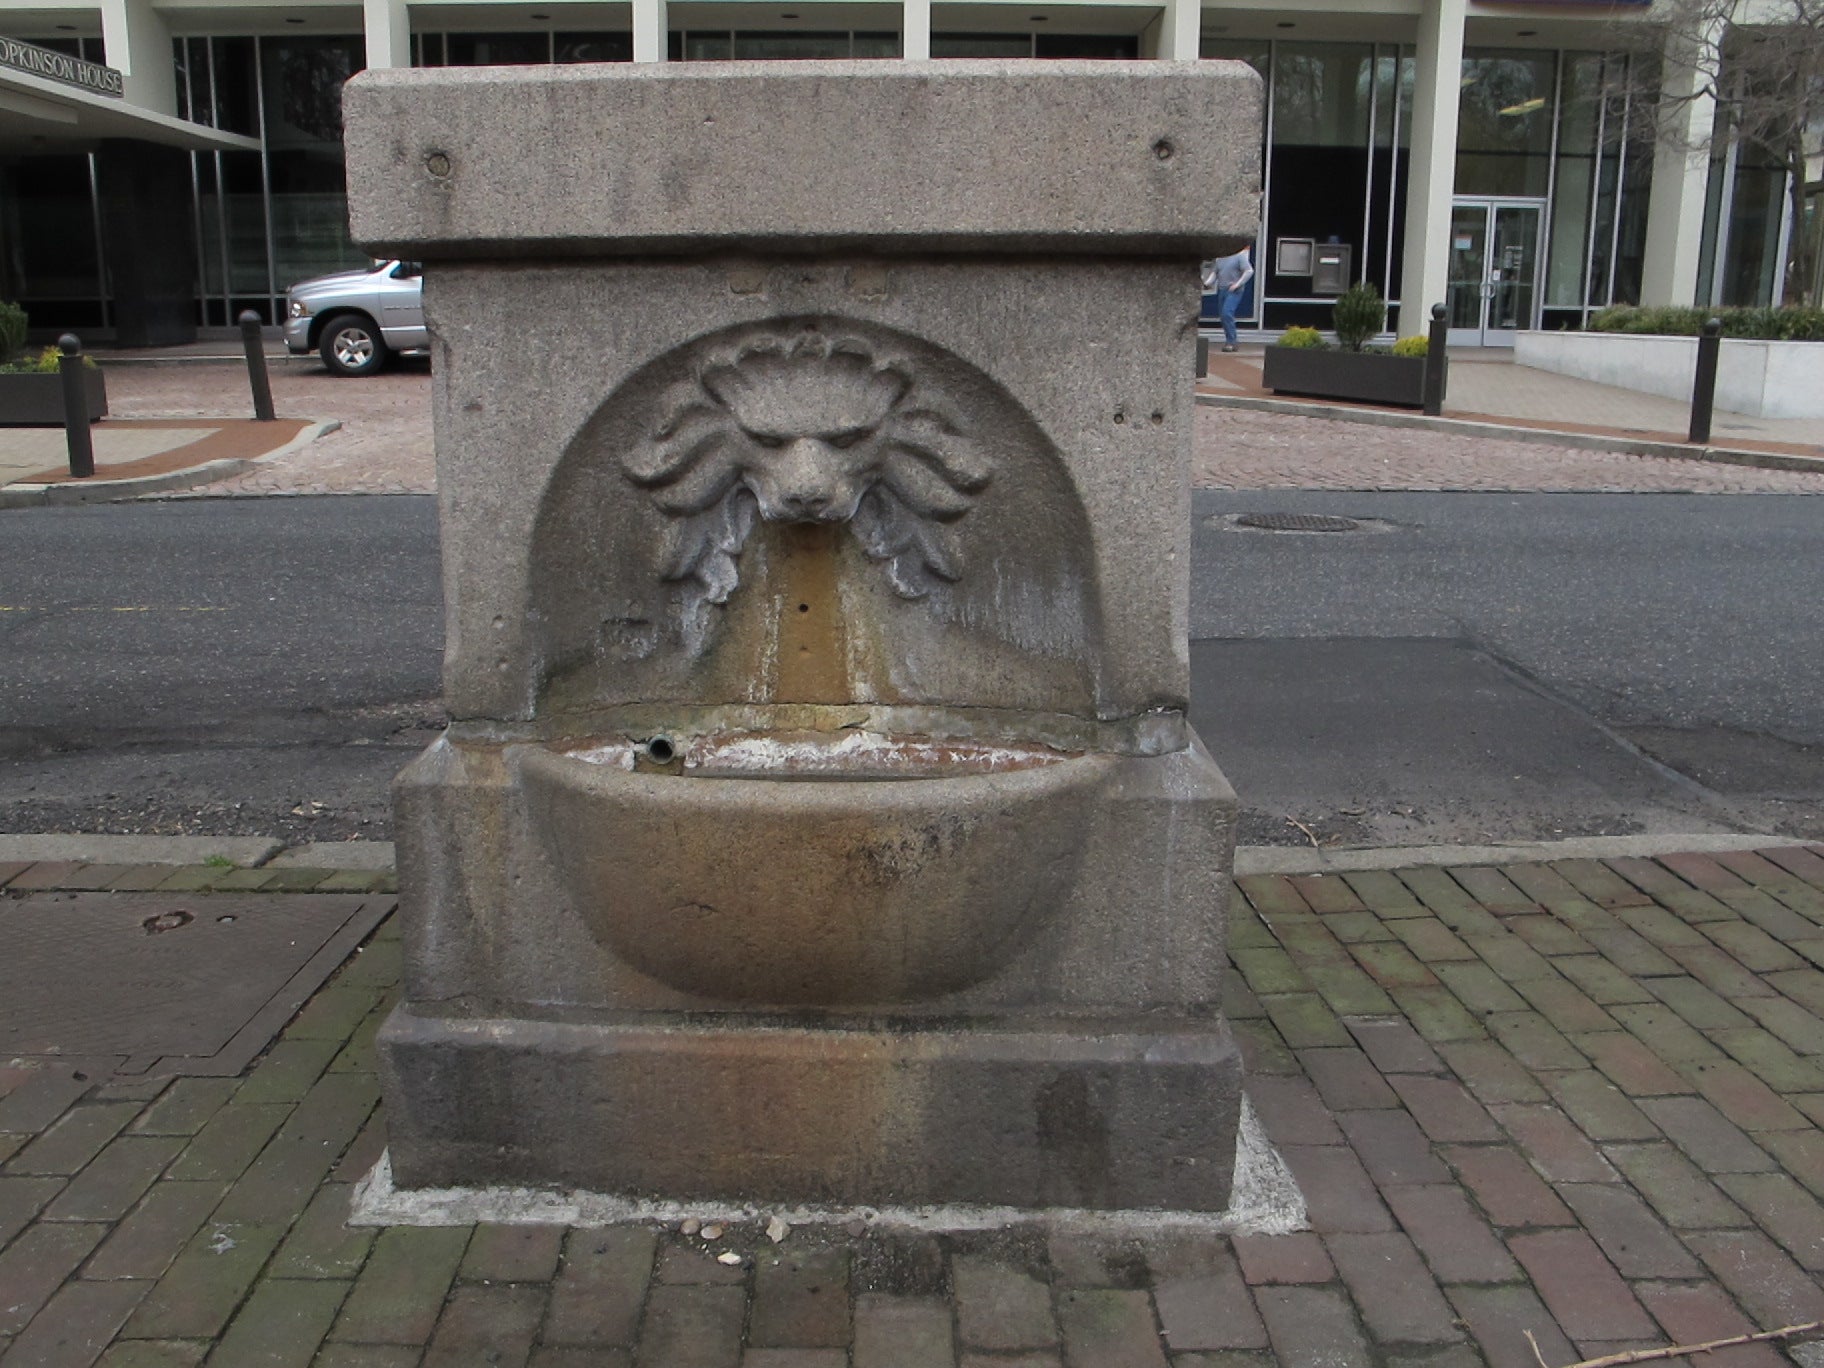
0, 39, 258, 154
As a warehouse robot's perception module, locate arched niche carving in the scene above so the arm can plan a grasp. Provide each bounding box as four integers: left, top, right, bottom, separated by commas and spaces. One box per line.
528, 316, 1102, 721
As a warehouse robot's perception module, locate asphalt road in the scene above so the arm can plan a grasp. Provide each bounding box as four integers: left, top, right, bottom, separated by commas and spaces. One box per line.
0, 496, 442, 841
0, 491, 1818, 846
1190, 489, 1824, 845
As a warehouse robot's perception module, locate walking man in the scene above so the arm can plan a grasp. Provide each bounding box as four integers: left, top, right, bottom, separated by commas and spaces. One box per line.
1201, 244, 1254, 352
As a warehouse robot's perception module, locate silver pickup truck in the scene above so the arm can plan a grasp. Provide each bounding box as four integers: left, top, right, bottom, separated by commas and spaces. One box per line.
283, 260, 429, 377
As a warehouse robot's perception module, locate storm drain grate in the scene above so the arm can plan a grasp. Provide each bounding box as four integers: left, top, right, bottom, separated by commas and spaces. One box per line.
1234, 512, 1362, 533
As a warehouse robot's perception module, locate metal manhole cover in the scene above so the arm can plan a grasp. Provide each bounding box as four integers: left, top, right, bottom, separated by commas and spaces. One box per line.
0, 891, 393, 1077
1234, 512, 1362, 533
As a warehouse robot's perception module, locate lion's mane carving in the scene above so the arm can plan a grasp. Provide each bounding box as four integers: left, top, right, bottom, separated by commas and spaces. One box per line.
621, 330, 994, 646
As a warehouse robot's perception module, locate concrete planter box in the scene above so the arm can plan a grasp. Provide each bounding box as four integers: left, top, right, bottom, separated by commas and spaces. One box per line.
1262, 346, 1427, 408
0, 369, 109, 426
1515, 329, 1824, 419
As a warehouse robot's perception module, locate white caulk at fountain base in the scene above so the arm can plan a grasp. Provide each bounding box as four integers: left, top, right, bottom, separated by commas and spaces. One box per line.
348, 1094, 1306, 1235
567, 729, 1075, 778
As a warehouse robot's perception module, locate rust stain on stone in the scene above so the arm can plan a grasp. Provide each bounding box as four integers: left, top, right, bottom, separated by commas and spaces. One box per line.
775, 523, 848, 705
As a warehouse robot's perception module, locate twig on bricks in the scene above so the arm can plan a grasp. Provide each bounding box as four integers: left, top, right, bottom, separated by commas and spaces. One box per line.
1525, 1320, 1824, 1368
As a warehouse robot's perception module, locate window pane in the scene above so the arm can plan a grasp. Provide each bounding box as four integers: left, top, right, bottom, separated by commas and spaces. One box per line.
446, 33, 550, 65
262, 35, 367, 293
194, 154, 225, 300
1609, 129, 1652, 306
1546, 53, 1602, 307
1033, 33, 1137, 59
210, 37, 260, 135
851, 31, 902, 57
1372, 51, 1398, 148
1273, 42, 1374, 147
1366, 46, 1409, 300
220, 149, 269, 297
263, 33, 362, 146
1723, 157, 1787, 305
931, 33, 1030, 57
556, 32, 633, 61
731, 31, 852, 58
1268, 43, 1374, 303
1199, 37, 1267, 74
1455, 49, 1555, 196
0, 155, 99, 300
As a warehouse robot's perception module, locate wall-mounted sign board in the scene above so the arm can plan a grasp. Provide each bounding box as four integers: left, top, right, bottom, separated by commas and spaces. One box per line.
1, 37, 124, 97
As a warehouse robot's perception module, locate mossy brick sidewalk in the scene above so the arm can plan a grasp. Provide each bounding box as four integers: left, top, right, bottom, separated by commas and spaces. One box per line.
5, 845, 1824, 1367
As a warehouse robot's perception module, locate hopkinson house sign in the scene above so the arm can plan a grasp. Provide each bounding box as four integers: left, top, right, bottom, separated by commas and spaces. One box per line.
1, 37, 125, 97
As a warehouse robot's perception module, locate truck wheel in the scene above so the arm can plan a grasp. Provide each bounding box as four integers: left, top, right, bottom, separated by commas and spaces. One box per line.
318, 314, 388, 377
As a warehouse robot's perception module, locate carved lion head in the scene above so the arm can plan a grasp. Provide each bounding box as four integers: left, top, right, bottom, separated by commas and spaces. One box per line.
622, 329, 995, 641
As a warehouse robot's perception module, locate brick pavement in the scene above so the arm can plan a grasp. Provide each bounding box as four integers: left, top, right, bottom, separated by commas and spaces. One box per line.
7, 847, 1824, 1365
106, 361, 433, 497
87, 360, 1824, 500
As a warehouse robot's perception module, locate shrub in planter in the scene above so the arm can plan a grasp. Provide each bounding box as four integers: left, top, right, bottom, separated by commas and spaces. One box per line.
1333, 282, 1388, 351
1588, 303, 1824, 341
0, 302, 25, 365
0, 336, 108, 426
1262, 281, 1425, 407
2, 344, 96, 375
1391, 334, 1429, 358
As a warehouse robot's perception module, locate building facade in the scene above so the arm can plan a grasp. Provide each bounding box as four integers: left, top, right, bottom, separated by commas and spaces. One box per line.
0, 0, 1809, 345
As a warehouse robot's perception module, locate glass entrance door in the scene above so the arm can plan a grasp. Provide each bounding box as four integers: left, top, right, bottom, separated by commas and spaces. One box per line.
1447, 200, 1545, 345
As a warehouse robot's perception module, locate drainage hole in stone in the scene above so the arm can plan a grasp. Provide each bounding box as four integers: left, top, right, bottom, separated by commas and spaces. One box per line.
798, 602, 810, 613
142, 910, 195, 935
646, 736, 677, 764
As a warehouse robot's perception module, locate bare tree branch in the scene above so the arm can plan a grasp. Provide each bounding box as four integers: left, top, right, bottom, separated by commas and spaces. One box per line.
1607, 0, 1824, 302
1524, 1319, 1824, 1368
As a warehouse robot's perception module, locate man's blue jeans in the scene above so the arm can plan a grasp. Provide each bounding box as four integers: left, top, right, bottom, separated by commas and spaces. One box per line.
1220, 288, 1242, 346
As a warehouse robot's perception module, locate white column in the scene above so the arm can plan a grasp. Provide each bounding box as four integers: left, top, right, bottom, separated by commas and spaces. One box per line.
1396, 0, 1466, 335
1158, 0, 1201, 61
633, 0, 669, 62
99, 0, 177, 115
903, 0, 932, 59
363, 0, 412, 69
1639, 24, 1721, 306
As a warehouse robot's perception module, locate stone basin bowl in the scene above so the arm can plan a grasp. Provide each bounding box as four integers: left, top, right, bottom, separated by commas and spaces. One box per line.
517, 732, 1114, 1006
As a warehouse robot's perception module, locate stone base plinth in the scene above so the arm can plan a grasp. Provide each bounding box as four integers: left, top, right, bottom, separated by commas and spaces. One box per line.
377, 1007, 1242, 1212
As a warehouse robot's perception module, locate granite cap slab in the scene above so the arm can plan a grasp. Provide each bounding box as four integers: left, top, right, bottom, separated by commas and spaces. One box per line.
345, 60, 1263, 260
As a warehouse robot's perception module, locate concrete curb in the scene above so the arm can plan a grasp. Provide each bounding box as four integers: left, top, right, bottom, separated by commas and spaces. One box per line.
3, 831, 1811, 879
0, 418, 342, 509
92, 351, 310, 368
1235, 830, 1816, 876
1195, 391, 1824, 478
0, 833, 286, 866
267, 841, 397, 871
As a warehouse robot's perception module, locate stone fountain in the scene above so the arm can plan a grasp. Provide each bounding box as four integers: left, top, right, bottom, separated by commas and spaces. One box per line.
344, 59, 1262, 1212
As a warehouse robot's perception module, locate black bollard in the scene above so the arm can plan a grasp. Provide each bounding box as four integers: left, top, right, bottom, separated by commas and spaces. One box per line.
239, 310, 276, 421
1196, 334, 1209, 379
1688, 316, 1722, 446
1422, 302, 1449, 417
58, 334, 95, 479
